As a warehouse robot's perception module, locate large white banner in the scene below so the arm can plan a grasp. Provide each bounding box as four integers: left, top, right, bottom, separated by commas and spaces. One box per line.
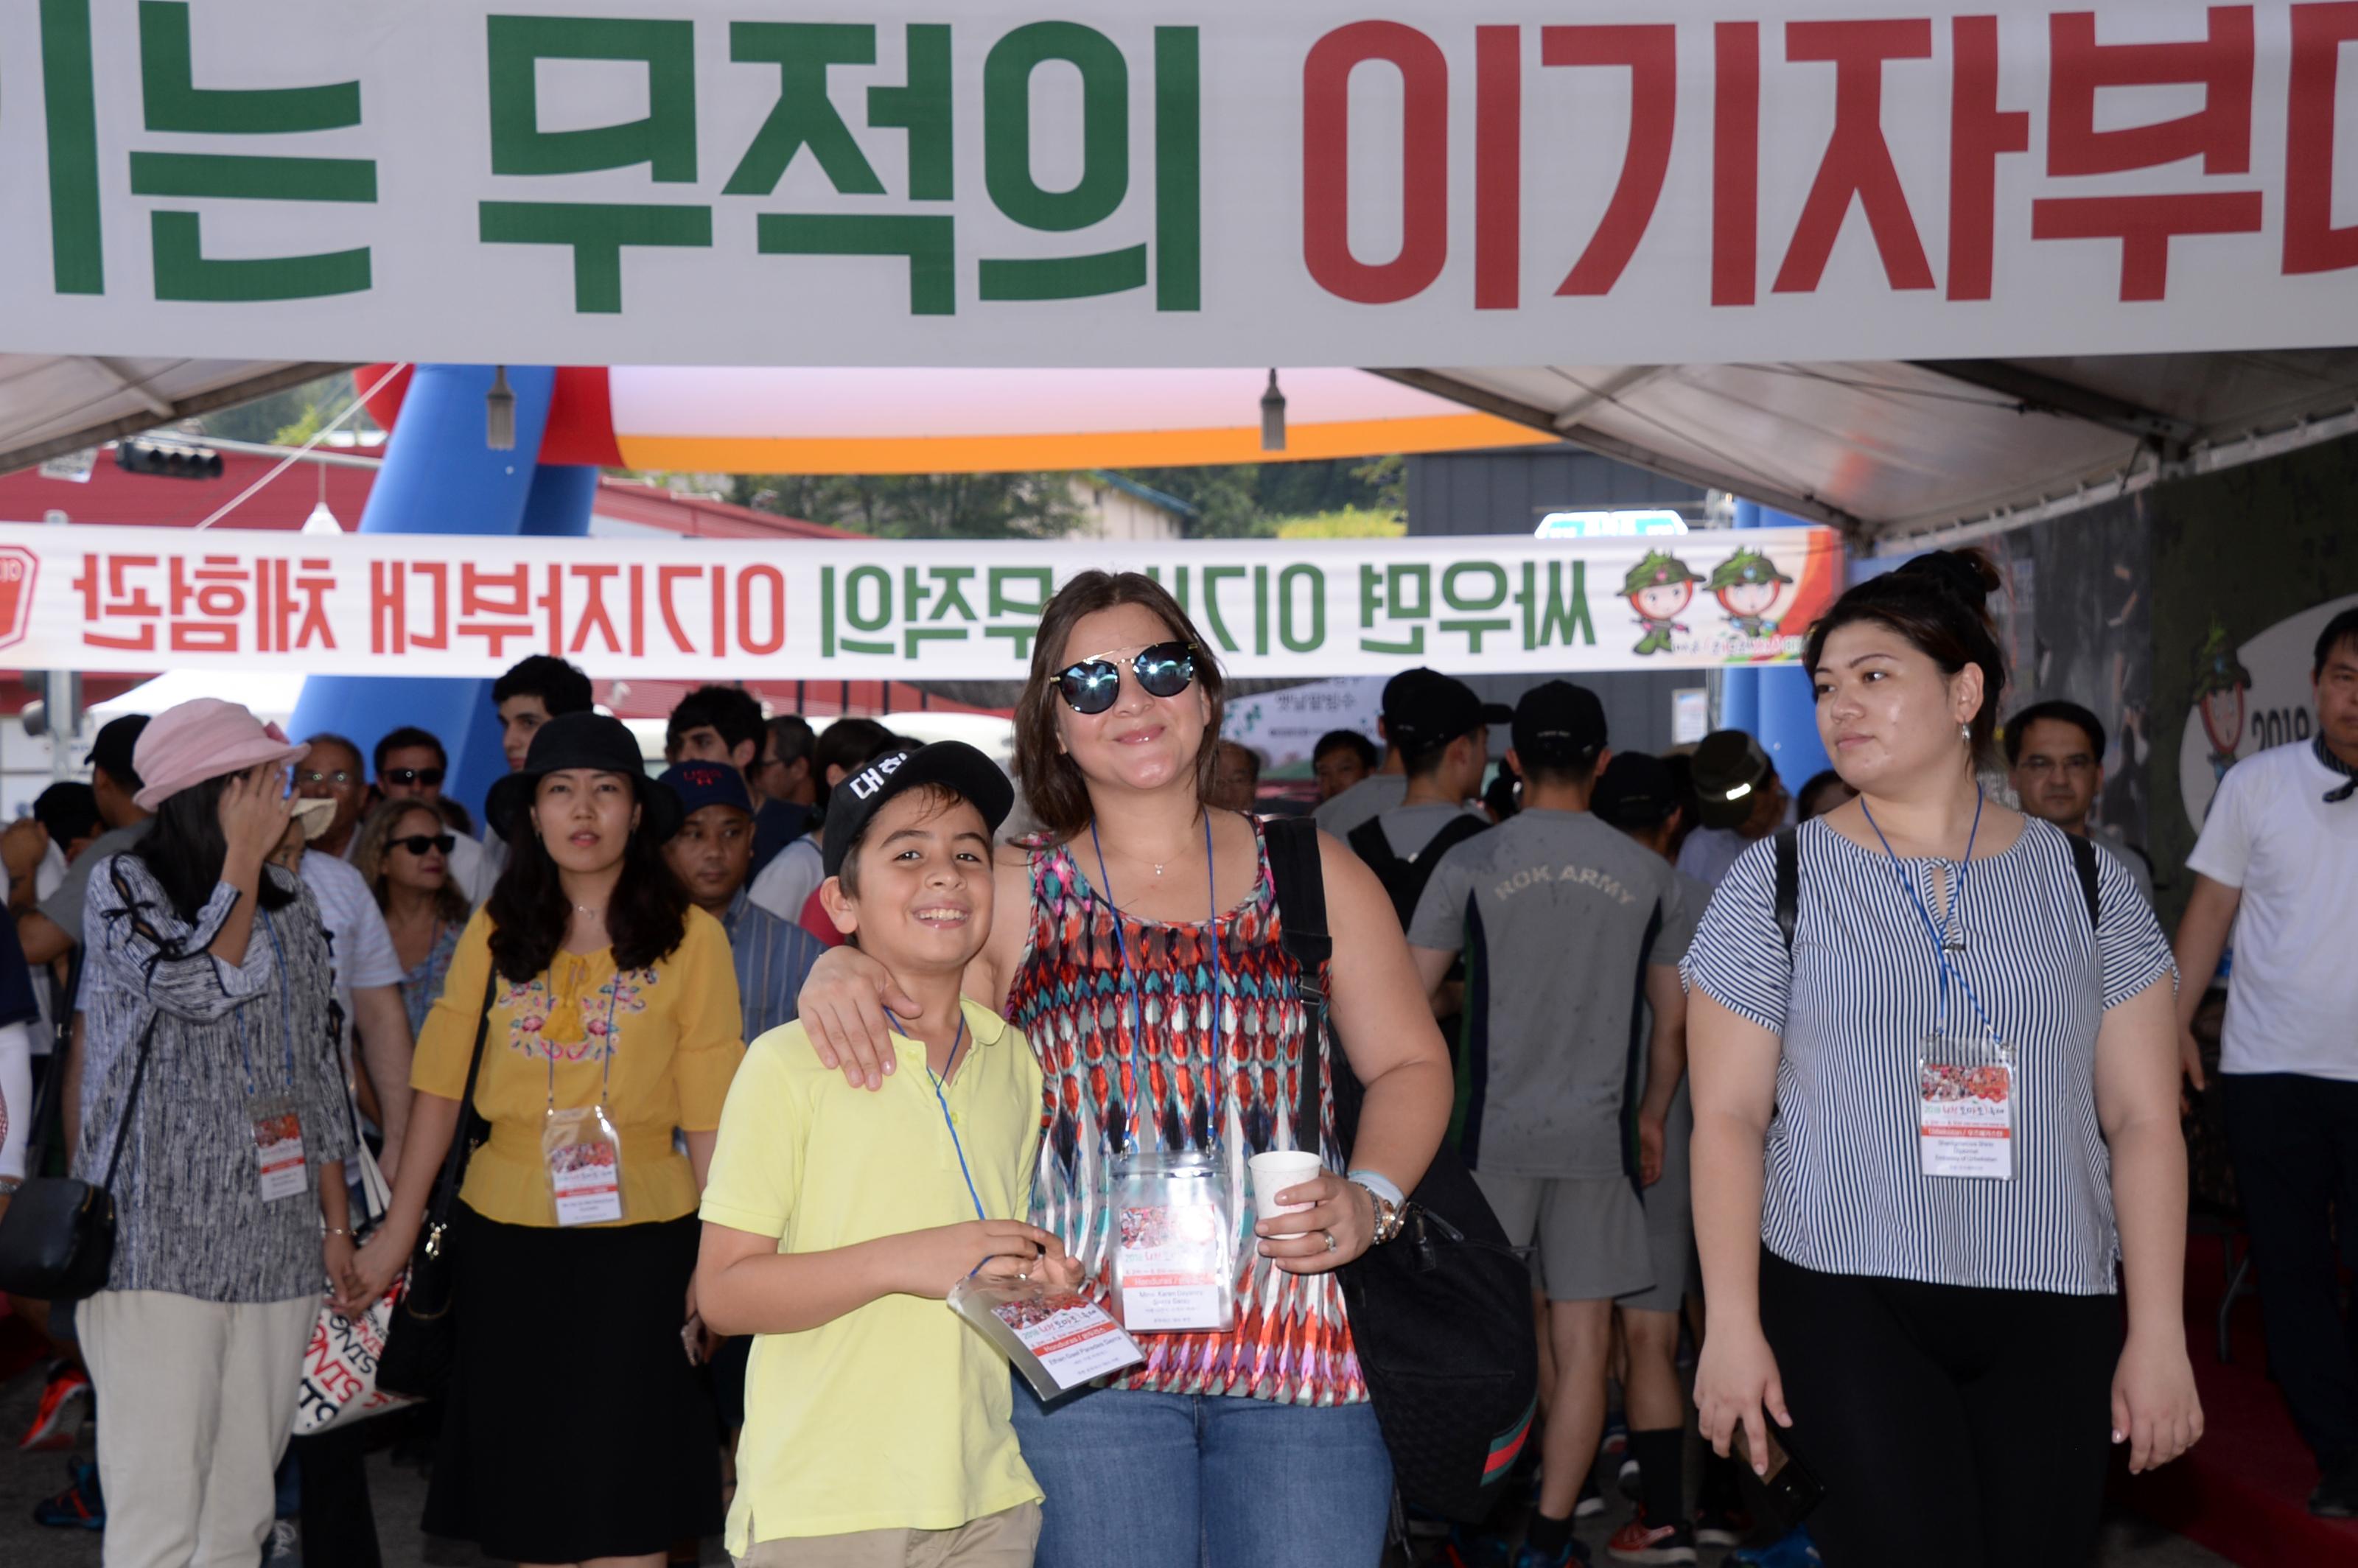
1, 2, 2351, 368
0, 523, 1844, 680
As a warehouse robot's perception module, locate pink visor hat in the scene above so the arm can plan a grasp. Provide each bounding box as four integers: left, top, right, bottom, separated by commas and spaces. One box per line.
131, 699, 311, 812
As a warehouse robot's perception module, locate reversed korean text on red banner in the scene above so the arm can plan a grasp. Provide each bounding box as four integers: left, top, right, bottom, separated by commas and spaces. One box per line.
1, 523, 1844, 680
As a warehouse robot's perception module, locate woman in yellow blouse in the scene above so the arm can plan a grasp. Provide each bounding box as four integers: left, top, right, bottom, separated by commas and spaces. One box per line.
349, 713, 744, 1567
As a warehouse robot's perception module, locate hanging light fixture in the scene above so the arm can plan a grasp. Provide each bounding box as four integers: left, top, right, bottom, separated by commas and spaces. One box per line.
1259, 369, 1287, 452
301, 452, 340, 534
486, 364, 517, 451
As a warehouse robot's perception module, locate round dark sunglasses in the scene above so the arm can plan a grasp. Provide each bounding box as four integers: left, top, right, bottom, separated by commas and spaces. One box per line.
383, 766, 445, 788
391, 833, 457, 857
1054, 640, 1197, 715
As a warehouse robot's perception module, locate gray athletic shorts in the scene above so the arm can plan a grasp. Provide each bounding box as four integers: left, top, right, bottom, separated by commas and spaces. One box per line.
1621, 1085, 1696, 1315
1472, 1169, 1653, 1303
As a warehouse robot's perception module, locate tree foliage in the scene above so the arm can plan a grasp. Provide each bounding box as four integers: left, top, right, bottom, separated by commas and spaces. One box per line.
728, 472, 1085, 539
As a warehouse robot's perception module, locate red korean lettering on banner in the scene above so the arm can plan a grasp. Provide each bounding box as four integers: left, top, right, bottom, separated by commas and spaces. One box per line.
1302, 23, 1449, 304
1948, 15, 2032, 301
2286, 1, 2358, 276
738, 566, 786, 656
77, 555, 164, 653
1712, 23, 1761, 307
655, 564, 706, 657
456, 564, 539, 658
1474, 26, 1519, 309
1775, 20, 1937, 295
271, 559, 337, 654
1542, 24, 1676, 299
2034, 7, 2262, 301
371, 561, 451, 655
566, 563, 633, 657
166, 556, 251, 654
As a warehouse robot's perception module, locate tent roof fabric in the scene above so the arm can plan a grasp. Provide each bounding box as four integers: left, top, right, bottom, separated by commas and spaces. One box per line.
4, 352, 2354, 550
1393, 350, 2358, 546
0, 357, 347, 476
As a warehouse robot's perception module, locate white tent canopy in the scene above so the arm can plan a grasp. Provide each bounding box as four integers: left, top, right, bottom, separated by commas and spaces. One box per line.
9, 351, 2354, 551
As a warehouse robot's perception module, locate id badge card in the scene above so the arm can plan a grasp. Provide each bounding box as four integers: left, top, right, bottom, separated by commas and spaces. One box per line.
543, 1105, 626, 1225
1918, 1032, 2016, 1180
950, 1275, 1146, 1401
1108, 1147, 1235, 1333
251, 1097, 308, 1203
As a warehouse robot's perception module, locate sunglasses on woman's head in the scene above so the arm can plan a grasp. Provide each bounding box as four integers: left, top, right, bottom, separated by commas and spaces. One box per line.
392, 833, 457, 857
1054, 640, 1197, 715
383, 767, 444, 788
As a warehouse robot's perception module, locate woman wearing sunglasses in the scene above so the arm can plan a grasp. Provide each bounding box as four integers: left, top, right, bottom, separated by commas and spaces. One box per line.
353, 800, 472, 1037
796, 571, 1453, 1568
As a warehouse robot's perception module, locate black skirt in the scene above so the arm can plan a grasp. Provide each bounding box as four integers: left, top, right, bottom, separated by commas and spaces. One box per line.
424, 1204, 722, 1561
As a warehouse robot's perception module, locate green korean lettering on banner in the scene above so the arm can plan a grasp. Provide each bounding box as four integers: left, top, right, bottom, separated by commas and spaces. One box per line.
481, 14, 710, 312
136, 0, 376, 301
750, 24, 954, 315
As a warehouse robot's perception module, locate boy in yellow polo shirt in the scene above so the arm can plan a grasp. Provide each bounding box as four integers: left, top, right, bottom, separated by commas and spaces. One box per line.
696, 743, 1071, 1567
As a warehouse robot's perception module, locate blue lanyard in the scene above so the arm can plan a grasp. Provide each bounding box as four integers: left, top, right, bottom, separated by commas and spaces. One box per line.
1088, 815, 1225, 1155
544, 965, 626, 1111
234, 910, 298, 1101
894, 1008, 985, 1225
1861, 794, 1999, 1043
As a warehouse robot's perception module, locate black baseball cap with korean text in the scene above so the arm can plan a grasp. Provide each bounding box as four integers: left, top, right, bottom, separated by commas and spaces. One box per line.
822, 742, 1015, 878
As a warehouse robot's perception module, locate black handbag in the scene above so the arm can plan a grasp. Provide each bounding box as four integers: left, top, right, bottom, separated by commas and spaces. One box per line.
1264, 816, 1540, 1525
0, 1006, 159, 1302
376, 970, 497, 1401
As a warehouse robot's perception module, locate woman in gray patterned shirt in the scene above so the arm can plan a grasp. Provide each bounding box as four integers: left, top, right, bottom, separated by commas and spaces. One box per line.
72, 698, 356, 1568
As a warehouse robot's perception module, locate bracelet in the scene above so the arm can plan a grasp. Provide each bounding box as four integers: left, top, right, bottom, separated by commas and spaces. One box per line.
322, 1225, 353, 1239
1346, 1168, 1406, 1209
0, 1176, 23, 1196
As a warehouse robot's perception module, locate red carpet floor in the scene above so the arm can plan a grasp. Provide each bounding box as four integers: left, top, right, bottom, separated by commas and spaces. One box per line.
2121, 1234, 2358, 1565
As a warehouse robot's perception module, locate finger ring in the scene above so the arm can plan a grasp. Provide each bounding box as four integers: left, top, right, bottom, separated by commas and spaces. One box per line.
1324, 1231, 1339, 1253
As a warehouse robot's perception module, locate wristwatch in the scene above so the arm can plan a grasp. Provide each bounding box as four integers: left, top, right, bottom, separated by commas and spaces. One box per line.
1349, 1174, 1407, 1245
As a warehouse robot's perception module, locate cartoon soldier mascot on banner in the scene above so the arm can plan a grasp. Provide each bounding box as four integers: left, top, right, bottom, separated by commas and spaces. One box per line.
1707, 547, 1795, 639
1623, 548, 1701, 657
2192, 618, 2254, 785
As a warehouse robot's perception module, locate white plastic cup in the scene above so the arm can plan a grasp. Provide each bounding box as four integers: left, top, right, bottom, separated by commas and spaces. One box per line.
1250, 1150, 1325, 1236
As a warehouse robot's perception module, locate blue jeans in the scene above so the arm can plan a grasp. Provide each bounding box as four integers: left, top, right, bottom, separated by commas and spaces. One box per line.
1010, 1376, 1392, 1568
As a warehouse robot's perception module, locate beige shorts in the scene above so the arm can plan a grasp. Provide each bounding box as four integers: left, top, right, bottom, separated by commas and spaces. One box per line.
735, 1502, 1042, 1568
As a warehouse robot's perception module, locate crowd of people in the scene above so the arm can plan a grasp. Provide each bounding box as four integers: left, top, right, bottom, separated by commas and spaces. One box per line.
0, 559, 2348, 1568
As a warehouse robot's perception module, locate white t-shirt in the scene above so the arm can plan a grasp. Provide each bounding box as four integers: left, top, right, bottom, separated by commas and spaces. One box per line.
747, 833, 825, 924
2186, 741, 2358, 1080
299, 851, 407, 1066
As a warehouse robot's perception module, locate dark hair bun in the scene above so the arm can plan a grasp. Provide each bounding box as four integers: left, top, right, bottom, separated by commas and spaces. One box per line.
1896, 548, 2001, 610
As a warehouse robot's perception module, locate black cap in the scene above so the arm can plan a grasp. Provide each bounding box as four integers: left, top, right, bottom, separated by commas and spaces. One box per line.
486, 712, 680, 843
1591, 752, 1680, 830
822, 742, 1015, 878
91, 713, 149, 791
1385, 671, 1511, 752
1511, 681, 1607, 766
1690, 729, 1774, 830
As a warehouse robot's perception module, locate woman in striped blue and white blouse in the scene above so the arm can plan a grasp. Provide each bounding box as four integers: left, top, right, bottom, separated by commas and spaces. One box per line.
1684, 549, 2200, 1565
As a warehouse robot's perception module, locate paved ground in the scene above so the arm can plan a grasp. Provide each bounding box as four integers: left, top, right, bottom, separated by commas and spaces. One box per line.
0, 1359, 2237, 1567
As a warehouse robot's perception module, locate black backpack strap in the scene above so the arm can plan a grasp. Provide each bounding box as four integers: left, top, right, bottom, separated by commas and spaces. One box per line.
1420, 813, 1491, 867
2067, 832, 2101, 931
1773, 827, 1799, 953
1346, 817, 1402, 878
1263, 818, 1334, 1155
